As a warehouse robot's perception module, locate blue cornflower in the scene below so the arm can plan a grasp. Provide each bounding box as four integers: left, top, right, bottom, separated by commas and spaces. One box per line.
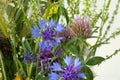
49, 56, 85, 80
32, 19, 64, 51
23, 51, 36, 63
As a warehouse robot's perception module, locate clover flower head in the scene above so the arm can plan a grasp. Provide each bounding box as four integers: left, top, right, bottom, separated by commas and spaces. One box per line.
49, 56, 85, 80
72, 15, 92, 38
32, 19, 64, 51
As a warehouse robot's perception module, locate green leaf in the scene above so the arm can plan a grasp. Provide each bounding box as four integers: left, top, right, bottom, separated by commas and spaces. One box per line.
68, 45, 79, 54
65, 40, 79, 54
59, 6, 69, 24
52, 45, 59, 54
67, 0, 70, 5
28, 63, 33, 78
37, 74, 49, 80
0, 13, 9, 38
22, 39, 31, 52
82, 66, 94, 80
86, 56, 105, 66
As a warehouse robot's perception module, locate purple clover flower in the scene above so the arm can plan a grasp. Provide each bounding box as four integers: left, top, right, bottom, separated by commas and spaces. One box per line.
72, 15, 92, 38
49, 56, 85, 80
32, 19, 64, 51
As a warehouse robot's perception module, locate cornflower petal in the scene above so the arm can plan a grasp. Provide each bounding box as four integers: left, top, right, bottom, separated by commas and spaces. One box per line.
64, 56, 73, 66
77, 73, 85, 78
39, 19, 47, 29
39, 42, 50, 51
49, 72, 60, 80
73, 58, 82, 69
48, 19, 56, 29
49, 41, 58, 47
32, 26, 41, 38
51, 62, 63, 71
39, 42, 44, 49
55, 37, 63, 43
55, 24, 64, 32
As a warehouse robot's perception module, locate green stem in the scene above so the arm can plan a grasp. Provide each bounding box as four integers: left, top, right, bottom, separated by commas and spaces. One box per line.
105, 48, 120, 60
9, 23, 20, 76
0, 50, 7, 80
86, 20, 105, 62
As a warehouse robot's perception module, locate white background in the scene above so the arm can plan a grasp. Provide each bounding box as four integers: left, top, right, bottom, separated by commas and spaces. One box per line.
94, 0, 120, 80
63, 0, 120, 80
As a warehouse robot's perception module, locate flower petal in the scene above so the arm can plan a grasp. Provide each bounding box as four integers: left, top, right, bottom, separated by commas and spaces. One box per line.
48, 19, 56, 29
32, 26, 41, 38
49, 41, 54, 47
39, 42, 45, 50
55, 37, 63, 43
51, 62, 63, 71
55, 24, 64, 32
64, 56, 73, 66
39, 41, 49, 51
73, 58, 82, 69
77, 73, 85, 78
49, 72, 60, 80
39, 19, 47, 29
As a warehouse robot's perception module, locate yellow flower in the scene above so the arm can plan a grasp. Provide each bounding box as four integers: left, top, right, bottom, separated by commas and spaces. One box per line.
14, 76, 21, 80
42, 5, 58, 20
50, 5, 58, 14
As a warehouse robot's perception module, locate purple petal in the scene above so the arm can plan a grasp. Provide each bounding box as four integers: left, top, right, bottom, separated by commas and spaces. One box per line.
83, 16, 90, 24
39, 41, 49, 51
39, 42, 45, 50
49, 72, 60, 80
48, 19, 56, 29
73, 58, 82, 69
32, 26, 41, 38
56, 48, 62, 56
73, 15, 82, 24
64, 56, 73, 66
55, 24, 64, 32
51, 62, 63, 71
49, 41, 56, 47
39, 19, 47, 29
55, 37, 63, 43
77, 73, 85, 78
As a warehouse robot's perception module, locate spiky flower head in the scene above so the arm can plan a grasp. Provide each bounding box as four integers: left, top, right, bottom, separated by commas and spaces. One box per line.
72, 15, 92, 38
32, 19, 64, 51
23, 51, 36, 63
49, 56, 85, 80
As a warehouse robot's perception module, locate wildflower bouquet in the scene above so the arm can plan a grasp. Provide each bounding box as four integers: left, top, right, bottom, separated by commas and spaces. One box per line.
0, 0, 120, 80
